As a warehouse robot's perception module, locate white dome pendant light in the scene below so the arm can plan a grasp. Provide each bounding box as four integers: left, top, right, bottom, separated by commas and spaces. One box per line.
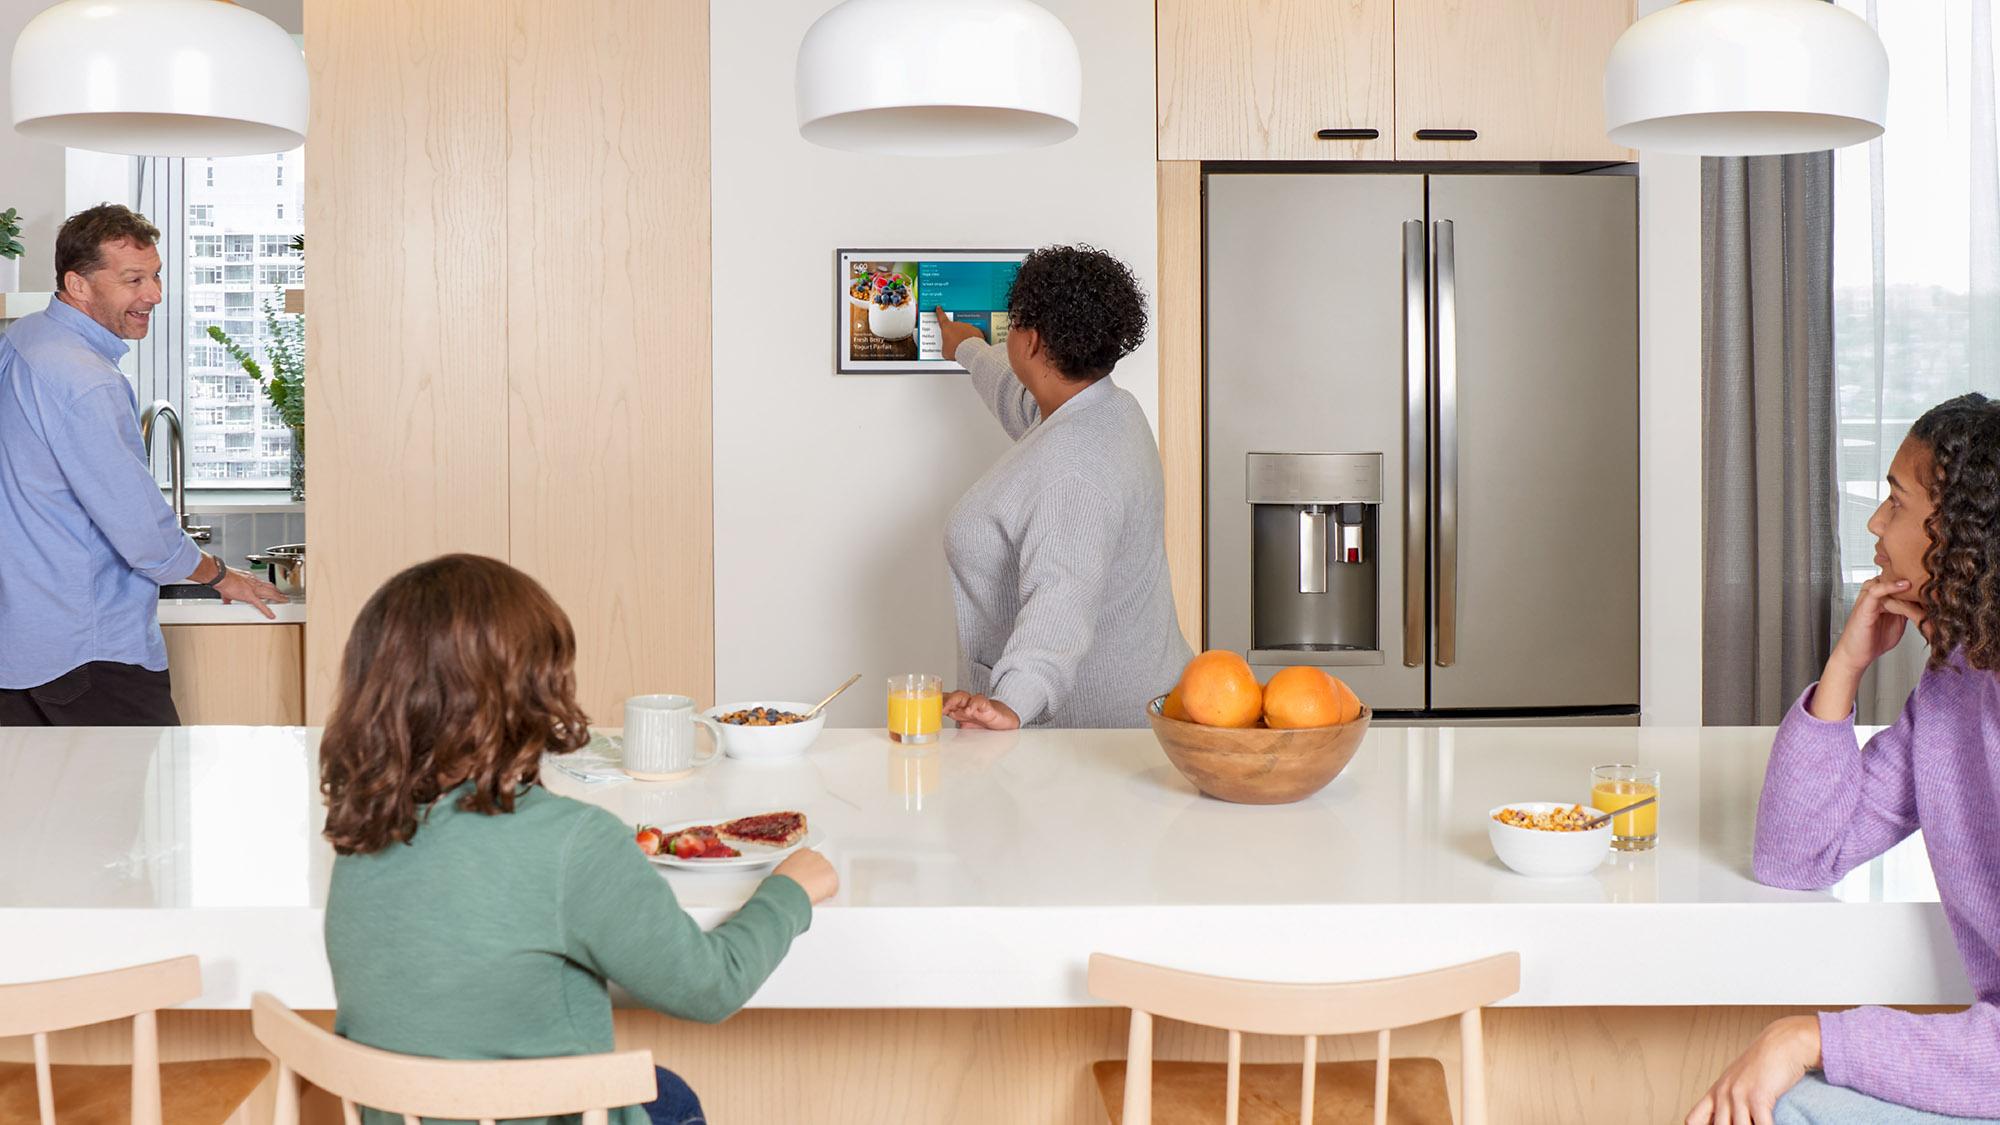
796, 0, 1080, 156
1604, 0, 1888, 156
12, 0, 308, 157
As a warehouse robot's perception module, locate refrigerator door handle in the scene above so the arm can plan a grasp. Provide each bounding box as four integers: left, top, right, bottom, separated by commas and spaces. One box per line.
1433, 219, 1460, 668
1401, 219, 1427, 669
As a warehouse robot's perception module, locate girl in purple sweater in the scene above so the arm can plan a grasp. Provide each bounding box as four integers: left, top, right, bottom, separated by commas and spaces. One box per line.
1688, 393, 2000, 1125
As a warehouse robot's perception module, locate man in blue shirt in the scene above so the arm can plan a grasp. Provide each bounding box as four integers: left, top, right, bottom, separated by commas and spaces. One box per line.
0, 204, 284, 725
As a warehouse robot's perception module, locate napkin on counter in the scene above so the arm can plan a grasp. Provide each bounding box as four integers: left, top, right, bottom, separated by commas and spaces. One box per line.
545, 731, 629, 786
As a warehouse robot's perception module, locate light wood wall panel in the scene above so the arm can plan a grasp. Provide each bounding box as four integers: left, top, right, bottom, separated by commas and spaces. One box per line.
302, 0, 511, 721
304, 0, 714, 722
163, 624, 305, 725
18, 1005, 1937, 1125
1157, 0, 1396, 160
504, 0, 714, 718
1158, 161, 1203, 652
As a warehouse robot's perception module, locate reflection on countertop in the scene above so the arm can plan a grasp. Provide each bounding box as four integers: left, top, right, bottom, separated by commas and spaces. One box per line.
0, 723, 1962, 1011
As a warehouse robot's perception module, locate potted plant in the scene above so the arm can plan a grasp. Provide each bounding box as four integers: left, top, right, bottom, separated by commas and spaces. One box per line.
208, 302, 305, 500
0, 208, 24, 293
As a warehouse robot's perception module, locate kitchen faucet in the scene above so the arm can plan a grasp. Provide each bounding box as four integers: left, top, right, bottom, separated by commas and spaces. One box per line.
138, 400, 212, 543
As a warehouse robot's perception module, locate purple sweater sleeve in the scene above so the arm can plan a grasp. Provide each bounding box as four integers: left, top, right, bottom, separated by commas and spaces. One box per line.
1754, 672, 2000, 1116
1751, 681, 1919, 891
1819, 1004, 2000, 1117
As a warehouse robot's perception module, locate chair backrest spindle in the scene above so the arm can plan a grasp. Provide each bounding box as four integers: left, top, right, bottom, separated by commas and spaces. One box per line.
1087, 952, 1522, 1125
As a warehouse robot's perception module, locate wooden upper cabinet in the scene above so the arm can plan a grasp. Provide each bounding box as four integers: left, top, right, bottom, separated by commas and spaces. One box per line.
1393, 0, 1634, 161
1158, 0, 1396, 161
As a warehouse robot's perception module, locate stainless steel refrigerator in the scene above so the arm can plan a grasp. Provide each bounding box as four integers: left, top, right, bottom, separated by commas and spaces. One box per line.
1205, 173, 1639, 722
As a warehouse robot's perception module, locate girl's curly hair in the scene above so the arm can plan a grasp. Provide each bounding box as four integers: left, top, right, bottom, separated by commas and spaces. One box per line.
1911, 393, 2000, 673
1005, 244, 1149, 381
320, 554, 592, 855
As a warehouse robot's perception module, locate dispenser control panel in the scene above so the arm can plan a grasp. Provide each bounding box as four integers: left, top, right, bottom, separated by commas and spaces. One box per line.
1245, 452, 1382, 505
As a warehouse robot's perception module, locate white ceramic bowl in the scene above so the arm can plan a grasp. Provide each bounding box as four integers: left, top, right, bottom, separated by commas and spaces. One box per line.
867, 297, 917, 340
1487, 803, 1613, 878
705, 701, 825, 763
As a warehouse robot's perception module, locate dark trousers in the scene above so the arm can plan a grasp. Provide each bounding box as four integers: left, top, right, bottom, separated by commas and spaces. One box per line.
0, 661, 181, 726
643, 1068, 706, 1125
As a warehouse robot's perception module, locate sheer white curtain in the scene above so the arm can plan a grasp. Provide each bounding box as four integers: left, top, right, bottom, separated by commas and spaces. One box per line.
1833, 0, 2000, 722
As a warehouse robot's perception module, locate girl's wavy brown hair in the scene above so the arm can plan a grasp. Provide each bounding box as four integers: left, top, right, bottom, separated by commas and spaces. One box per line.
1911, 393, 2000, 673
320, 554, 591, 855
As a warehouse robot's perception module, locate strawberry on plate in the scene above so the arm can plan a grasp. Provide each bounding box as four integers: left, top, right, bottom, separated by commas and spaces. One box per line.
634, 827, 664, 856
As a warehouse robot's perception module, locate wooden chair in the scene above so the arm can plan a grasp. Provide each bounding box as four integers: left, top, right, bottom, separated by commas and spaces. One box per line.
0, 955, 269, 1125
250, 992, 658, 1125
1087, 952, 1520, 1125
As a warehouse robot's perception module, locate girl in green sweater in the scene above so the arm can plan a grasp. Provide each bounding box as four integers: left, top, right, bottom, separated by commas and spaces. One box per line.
319, 554, 837, 1125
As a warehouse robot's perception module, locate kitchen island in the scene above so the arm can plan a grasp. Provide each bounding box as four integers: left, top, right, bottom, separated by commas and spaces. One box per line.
0, 724, 1958, 1122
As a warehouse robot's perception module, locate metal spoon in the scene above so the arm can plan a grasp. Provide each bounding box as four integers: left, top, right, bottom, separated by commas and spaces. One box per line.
802, 674, 863, 721
1582, 795, 1657, 831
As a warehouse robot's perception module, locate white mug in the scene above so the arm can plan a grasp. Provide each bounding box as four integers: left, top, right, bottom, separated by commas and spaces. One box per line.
621, 694, 723, 780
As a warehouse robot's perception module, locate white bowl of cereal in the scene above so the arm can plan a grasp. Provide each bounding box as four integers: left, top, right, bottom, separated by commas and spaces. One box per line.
1487, 803, 1613, 878
705, 701, 825, 763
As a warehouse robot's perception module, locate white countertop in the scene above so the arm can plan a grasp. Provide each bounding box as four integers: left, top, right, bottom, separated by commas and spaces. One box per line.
158, 596, 307, 625
0, 725, 1962, 1011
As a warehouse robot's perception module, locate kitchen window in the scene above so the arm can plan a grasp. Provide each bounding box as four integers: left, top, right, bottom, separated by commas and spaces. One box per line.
1831, 0, 1999, 717
130, 146, 306, 490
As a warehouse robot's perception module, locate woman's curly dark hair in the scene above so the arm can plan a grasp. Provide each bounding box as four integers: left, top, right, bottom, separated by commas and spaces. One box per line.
1005, 244, 1149, 380
320, 554, 592, 855
1910, 392, 2000, 673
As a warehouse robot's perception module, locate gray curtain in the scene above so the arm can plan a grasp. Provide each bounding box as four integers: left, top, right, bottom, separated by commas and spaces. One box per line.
1702, 154, 1842, 725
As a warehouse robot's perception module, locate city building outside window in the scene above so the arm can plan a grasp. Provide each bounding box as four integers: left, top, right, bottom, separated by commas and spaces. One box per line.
133, 148, 306, 489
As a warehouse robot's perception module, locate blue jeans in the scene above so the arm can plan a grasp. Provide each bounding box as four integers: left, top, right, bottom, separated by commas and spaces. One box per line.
1777, 1075, 2000, 1124
642, 1067, 705, 1125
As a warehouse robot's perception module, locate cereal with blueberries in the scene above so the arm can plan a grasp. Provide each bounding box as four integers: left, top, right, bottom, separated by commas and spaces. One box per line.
718, 706, 807, 727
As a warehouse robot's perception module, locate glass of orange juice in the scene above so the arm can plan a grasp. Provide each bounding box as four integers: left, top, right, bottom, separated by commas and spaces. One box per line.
887, 674, 943, 745
1590, 764, 1660, 852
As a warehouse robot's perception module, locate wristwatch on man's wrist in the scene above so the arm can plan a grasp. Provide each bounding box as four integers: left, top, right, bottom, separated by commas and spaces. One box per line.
197, 553, 228, 590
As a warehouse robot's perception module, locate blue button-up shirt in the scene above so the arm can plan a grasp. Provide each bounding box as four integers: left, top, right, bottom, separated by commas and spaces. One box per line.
0, 300, 202, 688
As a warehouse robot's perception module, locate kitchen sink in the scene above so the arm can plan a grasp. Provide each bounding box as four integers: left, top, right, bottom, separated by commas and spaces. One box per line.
158, 584, 221, 601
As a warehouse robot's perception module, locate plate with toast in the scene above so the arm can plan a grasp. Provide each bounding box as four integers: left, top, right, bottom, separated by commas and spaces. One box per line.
634, 810, 817, 870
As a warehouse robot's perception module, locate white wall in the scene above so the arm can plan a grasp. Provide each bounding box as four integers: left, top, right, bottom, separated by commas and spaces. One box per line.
1636, 0, 1704, 725
2, 0, 68, 291
710, 0, 1159, 727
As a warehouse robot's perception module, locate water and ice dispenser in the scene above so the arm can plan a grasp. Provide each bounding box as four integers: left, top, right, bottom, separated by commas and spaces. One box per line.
1247, 453, 1383, 665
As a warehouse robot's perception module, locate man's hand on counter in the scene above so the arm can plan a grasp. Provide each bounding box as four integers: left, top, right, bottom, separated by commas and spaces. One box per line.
943, 691, 1019, 731
189, 553, 287, 619
933, 305, 987, 358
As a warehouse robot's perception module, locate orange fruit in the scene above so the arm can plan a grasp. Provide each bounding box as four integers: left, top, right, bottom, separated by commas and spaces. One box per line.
1262, 666, 1364, 729
1160, 688, 1191, 722
1177, 650, 1264, 728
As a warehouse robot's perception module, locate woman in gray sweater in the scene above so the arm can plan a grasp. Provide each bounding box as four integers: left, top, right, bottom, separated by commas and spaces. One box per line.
935, 245, 1192, 730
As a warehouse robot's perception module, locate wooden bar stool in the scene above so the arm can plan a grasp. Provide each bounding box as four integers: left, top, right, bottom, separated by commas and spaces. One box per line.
0, 955, 269, 1125
1087, 951, 1521, 1125
250, 992, 659, 1125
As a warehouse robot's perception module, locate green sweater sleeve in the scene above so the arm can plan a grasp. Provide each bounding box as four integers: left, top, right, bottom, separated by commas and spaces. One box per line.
557, 807, 813, 1023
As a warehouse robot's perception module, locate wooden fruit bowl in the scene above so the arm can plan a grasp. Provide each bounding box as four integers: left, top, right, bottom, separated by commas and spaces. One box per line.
1146, 697, 1371, 805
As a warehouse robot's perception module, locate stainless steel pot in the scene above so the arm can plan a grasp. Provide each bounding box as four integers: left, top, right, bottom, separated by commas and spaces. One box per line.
246, 543, 306, 596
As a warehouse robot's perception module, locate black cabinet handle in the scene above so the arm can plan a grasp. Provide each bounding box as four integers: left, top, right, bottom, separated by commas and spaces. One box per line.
1414, 129, 1479, 142
1315, 128, 1381, 140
